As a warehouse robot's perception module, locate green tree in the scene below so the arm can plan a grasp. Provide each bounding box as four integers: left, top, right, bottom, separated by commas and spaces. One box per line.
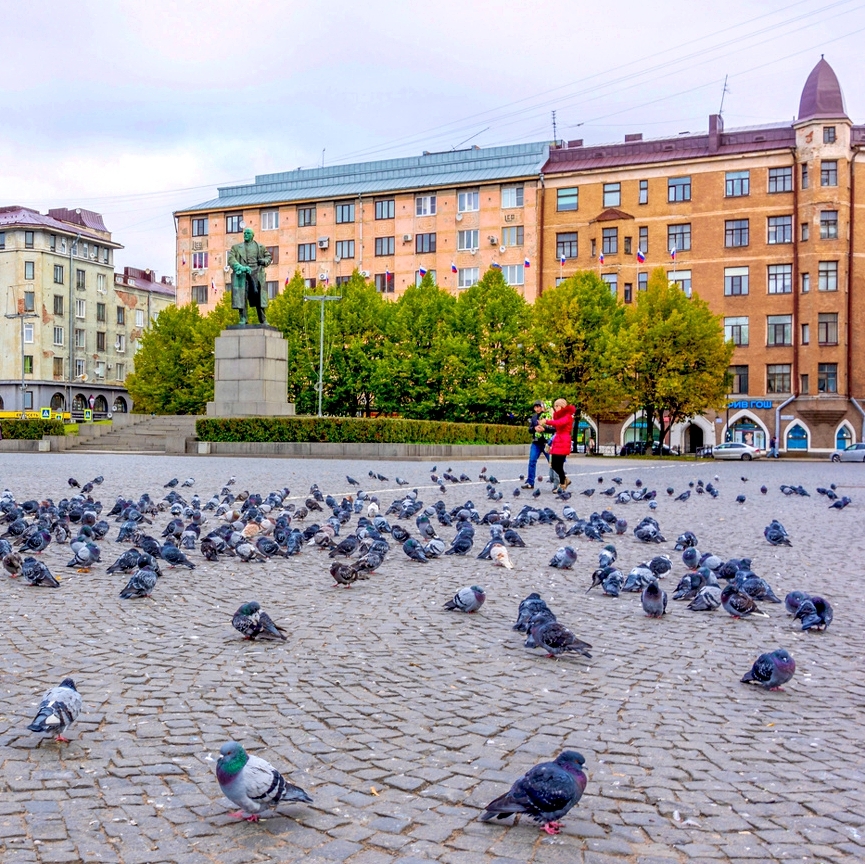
610, 267, 734, 452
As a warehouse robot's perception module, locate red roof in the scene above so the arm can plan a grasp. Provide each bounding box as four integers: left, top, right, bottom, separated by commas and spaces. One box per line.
0, 206, 121, 247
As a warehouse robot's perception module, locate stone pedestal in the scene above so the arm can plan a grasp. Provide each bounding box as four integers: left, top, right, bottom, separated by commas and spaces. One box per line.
206, 325, 296, 417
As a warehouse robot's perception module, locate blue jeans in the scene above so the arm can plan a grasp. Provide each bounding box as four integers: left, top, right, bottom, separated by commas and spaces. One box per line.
527, 441, 549, 485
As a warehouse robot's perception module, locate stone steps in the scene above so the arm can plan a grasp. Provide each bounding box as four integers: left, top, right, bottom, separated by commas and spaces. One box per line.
71, 415, 199, 453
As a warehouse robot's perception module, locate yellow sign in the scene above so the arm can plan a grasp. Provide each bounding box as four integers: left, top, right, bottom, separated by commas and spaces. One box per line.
84, 409, 92, 422
40, 408, 51, 419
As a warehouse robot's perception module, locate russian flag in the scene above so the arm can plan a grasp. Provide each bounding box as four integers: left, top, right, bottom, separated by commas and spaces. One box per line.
418, 265, 427, 277
284, 275, 290, 287
210, 277, 215, 294
636, 248, 646, 263
598, 252, 605, 265
524, 257, 530, 268
181, 252, 187, 266
491, 261, 502, 270
451, 262, 458, 273
560, 254, 566, 266
670, 245, 677, 261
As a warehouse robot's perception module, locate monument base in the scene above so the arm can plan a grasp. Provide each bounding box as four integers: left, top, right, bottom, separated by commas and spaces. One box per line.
206, 325, 295, 418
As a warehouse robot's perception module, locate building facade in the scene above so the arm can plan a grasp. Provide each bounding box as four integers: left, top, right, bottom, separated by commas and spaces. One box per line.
0, 207, 174, 417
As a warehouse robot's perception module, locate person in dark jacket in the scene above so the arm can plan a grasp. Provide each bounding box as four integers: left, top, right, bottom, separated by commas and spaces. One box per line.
540, 399, 576, 490
523, 401, 550, 489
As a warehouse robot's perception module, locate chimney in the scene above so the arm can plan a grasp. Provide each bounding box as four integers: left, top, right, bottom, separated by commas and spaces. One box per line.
709, 114, 724, 153
625, 133, 643, 142
567, 139, 584, 148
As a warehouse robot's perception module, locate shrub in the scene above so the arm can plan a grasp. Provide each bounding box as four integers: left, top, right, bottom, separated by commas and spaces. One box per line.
196, 416, 530, 446
0, 419, 66, 439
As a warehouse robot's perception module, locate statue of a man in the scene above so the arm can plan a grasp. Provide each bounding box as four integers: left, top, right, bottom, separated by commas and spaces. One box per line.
227, 227, 272, 325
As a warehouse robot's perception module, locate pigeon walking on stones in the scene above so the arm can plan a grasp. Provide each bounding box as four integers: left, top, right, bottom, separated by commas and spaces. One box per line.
549, 546, 577, 569
119, 567, 158, 599
528, 616, 592, 658
687, 585, 722, 611
443, 585, 486, 613
27, 678, 82, 743
232, 602, 287, 640
741, 649, 796, 690
764, 520, 791, 547
640, 581, 667, 618
330, 562, 359, 588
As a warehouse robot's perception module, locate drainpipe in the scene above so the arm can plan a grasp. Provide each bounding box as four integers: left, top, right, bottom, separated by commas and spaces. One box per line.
847, 147, 859, 402
791, 147, 799, 394
775, 394, 796, 451
537, 173, 545, 298
851, 397, 865, 443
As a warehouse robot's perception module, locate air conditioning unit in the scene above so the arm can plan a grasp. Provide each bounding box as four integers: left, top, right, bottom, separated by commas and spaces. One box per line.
402, 233, 413, 242
223, 265, 231, 273
488, 236, 498, 245
193, 269, 204, 277
470, 249, 477, 256
334, 255, 341, 263
499, 245, 507, 254
317, 237, 329, 249
455, 213, 463, 222
318, 273, 328, 281
107, 364, 112, 370
359, 270, 370, 278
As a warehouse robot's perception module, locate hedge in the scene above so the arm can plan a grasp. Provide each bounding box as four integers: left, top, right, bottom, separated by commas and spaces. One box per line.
196, 416, 531, 446
0, 419, 66, 439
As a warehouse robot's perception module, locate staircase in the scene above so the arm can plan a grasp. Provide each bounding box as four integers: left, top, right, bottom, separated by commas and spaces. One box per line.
68, 415, 200, 454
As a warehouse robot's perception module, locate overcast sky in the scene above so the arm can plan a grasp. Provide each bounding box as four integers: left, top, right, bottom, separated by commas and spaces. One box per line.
2, 0, 864, 279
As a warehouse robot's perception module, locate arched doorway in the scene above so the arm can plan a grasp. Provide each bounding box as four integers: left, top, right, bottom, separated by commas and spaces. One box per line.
93, 395, 108, 413
574, 418, 597, 453
50, 393, 65, 411
729, 418, 766, 450
72, 393, 87, 411
786, 423, 808, 451
623, 416, 660, 445
684, 424, 704, 453
112, 396, 128, 413
836, 424, 853, 450
0, 395, 4, 409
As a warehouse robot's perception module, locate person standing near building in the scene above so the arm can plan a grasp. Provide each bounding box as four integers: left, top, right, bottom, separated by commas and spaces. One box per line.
540, 398, 576, 490
769, 435, 778, 458
522, 401, 550, 489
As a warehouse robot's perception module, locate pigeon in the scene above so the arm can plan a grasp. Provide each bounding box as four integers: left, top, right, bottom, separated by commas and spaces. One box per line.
22, 557, 60, 588
721, 584, 769, 619
216, 741, 312, 821
480, 751, 588, 835
736, 576, 782, 604
741, 649, 796, 690
528, 617, 592, 658
330, 562, 359, 588
687, 585, 722, 611
231, 602, 286, 640
27, 678, 82, 743
67, 478, 80, 488
784, 590, 810, 615
119, 567, 158, 599
764, 520, 791, 547
403, 538, 428, 563
444, 532, 473, 556
829, 496, 852, 510
443, 585, 486, 613
513, 593, 551, 632
181, 478, 195, 488
736, 495, 746, 504
490, 544, 513, 569
107, 549, 143, 574
164, 478, 179, 488
640, 581, 667, 618
161, 543, 195, 569
793, 596, 833, 631
675, 490, 690, 502
549, 546, 577, 569
674, 531, 698, 550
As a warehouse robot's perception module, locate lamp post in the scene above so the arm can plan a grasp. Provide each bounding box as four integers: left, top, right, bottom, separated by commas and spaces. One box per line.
5, 310, 39, 418
303, 294, 342, 417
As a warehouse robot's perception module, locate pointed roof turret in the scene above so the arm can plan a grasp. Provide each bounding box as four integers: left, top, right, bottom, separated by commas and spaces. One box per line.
798, 57, 847, 122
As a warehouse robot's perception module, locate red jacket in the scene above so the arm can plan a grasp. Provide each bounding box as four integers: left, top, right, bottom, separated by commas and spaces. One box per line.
544, 405, 576, 455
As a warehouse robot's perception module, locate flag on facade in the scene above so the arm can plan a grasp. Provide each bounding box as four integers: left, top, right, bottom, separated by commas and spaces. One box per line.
284, 275, 290, 287
210, 277, 215, 294
451, 262, 458, 273
636, 248, 646, 263
524, 257, 531, 268
560, 254, 566, 266
418, 265, 427, 276
491, 261, 502, 269
181, 252, 186, 266
670, 245, 677, 261
598, 252, 605, 264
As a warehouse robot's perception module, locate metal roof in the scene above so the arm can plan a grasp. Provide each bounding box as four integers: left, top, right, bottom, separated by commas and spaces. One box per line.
179, 142, 550, 213
0, 206, 122, 247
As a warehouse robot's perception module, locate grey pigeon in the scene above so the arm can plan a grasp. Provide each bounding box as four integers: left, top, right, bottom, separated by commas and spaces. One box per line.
687, 585, 722, 611
216, 741, 312, 821
330, 562, 359, 588
423, 538, 446, 558
443, 585, 486, 613
119, 567, 158, 599
640, 581, 667, 618
480, 751, 588, 835
784, 590, 810, 615
764, 520, 791, 547
741, 649, 796, 690
161, 542, 195, 569
27, 678, 82, 743
403, 538, 428, 563
721, 584, 769, 619
232, 601, 286, 640
794, 596, 833, 631
445, 532, 473, 556
549, 546, 577, 569
22, 557, 60, 588
528, 616, 592, 658
513, 593, 551, 632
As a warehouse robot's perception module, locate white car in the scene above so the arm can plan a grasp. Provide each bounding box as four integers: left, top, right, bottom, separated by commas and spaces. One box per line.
830, 442, 865, 462
712, 442, 762, 461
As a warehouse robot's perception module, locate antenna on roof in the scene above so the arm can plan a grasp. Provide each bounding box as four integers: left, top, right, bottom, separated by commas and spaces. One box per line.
321, 148, 325, 168
451, 127, 490, 151
552, 110, 557, 142
719, 74, 730, 118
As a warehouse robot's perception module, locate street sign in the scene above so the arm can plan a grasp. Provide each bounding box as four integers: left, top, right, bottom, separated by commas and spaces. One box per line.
40, 408, 51, 419
84, 409, 93, 422
781, 414, 795, 420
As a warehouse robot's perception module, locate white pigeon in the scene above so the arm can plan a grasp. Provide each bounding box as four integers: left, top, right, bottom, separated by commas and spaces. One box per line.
490, 543, 513, 569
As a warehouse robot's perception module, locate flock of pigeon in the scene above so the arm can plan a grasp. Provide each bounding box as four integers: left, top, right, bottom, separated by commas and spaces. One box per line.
2, 462, 844, 834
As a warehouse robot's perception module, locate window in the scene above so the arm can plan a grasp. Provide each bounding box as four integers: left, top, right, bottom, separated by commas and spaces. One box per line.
266, 246, 279, 264
375, 199, 395, 220
725, 317, 748, 346
591, 238, 596, 258
25, 230, 34, 248
297, 206, 316, 227
556, 232, 578, 259
769, 167, 793, 193
375, 236, 395, 256
116, 334, 126, 353
725, 219, 749, 247
53, 326, 63, 346
298, 243, 316, 262
725, 170, 750, 197
638, 226, 648, 254
668, 176, 691, 202
375, 272, 395, 293
801, 272, 810, 293
53, 295, 64, 315
668, 223, 691, 252
74, 359, 84, 377
115, 363, 125, 382
192, 251, 208, 269
266, 281, 279, 300
818, 313, 839, 345
457, 189, 479, 212
818, 363, 838, 393
260, 210, 279, 231
192, 217, 208, 236
624, 283, 633, 303
801, 222, 810, 241
225, 213, 243, 233
603, 183, 621, 207
0, 231, 4, 248
638, 272, 648, 292
96, 331, 106, 351
824, 126, 836, 144
457, 230, 479, 251
116, 306, 125, 325
639, 179, 648, 205
415, 195, 436, 216
96, 302, 106, 322
767, 314, 792, 346
335, 202, 355, 224
135, 309, 145, 328
501, 186, 524, 208
818, 261, 838, 291
96, 274, 105, 293
501, 264, 524, 286
23, 291, 34, 311
821, 160, 838, 187
624, 236, 632, 255
729, 365, 749, 395
601, 273, 618, 295
49, 234, 56, 251
801, 374, 809, 394
724, 266, 749, 296
556, 188, 578, 211
501, 226, 523, 247
767, 264, 793, 294
335, 276, 351, 287
335, 239, 355, 259
23, 355, 33, 374
767, 364, 791, 393
415, 233, 436, 253
767, 216, 792, 244
76, 269, 85, 290
23, 391, 33, 410
602, 227, 618, 255
53, 357, 63, 378
801, 323, 810, 345
74, 328, 85, 349
414, 270, 435, 286
24, 323, 34, 343
668, 270, 692, 297
103, 247, 109, 264
820, 211, 839, 239
192, 285, 208, 304
303, 278, 317, 289
76, 299, 86, 318
24, 261, 34, 280
458, 267, 479, 288
801, 162, 809, 189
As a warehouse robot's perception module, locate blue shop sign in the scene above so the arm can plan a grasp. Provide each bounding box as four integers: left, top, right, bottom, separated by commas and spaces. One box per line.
727, 399, 773, 410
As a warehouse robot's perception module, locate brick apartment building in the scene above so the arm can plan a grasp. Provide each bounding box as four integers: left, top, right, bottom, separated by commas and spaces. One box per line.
175, 59, 865, 454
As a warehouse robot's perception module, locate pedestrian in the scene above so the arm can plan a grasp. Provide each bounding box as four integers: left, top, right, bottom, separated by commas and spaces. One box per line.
769, 435, 778, 458
539, 398, 576, 491
522, 401, 550, 490
588, 435, 596, 456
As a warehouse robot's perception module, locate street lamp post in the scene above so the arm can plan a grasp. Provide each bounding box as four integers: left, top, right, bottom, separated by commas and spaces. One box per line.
5, 310, 39, 418
303, 294, 342, 417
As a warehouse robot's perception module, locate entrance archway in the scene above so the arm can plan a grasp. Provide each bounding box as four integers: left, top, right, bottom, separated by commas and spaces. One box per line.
684, 424, 704, 453
786, 423, 808, 451
93, 395, 108, 413
50, 393, 65, 411
729, 417, 766, 450
72, 393, 87, 411
836, 424, 853, 450
112, 396, 128, 413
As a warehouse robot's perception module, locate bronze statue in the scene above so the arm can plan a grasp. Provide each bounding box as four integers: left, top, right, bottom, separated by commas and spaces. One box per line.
228, 227, 272, 325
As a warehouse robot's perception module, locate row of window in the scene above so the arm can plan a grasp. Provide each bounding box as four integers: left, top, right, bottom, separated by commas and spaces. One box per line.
22, 358, 126, 382
0, 232, 113, 263
21, 324, 128, 352
724, 313, 839, 347
729, 363, 838, 395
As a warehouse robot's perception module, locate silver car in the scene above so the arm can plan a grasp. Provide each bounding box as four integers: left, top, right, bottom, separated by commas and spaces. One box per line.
712, 441, 762, 461
830, 442, 865, 462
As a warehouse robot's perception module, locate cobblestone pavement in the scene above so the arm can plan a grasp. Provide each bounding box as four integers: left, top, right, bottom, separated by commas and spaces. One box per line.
0, 452, 863, 864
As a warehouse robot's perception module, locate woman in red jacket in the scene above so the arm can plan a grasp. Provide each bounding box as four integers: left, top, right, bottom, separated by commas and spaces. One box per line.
540, 399, 576, 490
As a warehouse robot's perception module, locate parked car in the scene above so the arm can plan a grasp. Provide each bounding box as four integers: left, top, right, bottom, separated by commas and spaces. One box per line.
619, 441, 674, 456
830, 442, 865, 462
712, 441, 762, 461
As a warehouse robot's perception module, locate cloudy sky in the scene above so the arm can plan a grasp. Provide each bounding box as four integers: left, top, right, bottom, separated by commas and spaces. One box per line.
2, 0, 864, 279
